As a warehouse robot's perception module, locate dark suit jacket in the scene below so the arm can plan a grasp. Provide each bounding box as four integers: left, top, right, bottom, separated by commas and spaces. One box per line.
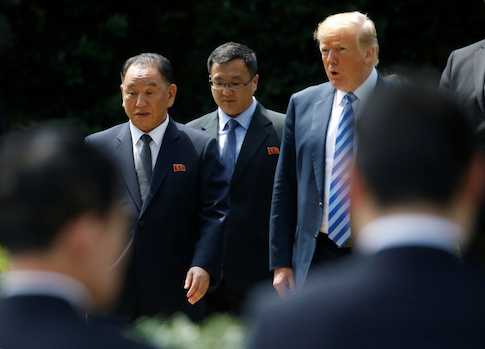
270, 75, 393, 289
440, 39, 485, 147
0, 295, 155, 348
440, 40, 485, 267
249, 247, 485, 349
85, 119, 230, 320
187, 103, 285, 295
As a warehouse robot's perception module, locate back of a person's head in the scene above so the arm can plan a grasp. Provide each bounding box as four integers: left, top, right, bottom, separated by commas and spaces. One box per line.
0, 123, 121, 254
356, 84, 475, 208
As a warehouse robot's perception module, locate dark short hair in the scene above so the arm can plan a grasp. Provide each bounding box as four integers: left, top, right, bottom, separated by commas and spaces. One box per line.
355, 84, 475, 207
120, 53, 174, 84
0, 123, 122, 253
207, 42, 257, 76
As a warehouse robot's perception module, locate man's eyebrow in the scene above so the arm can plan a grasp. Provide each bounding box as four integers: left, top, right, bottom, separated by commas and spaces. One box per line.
125, 82, 159, 88
213, 75, 244, 81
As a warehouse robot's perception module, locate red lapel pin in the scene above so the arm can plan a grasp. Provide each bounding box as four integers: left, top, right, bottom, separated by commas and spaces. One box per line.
173, 164, 186, 172
267, 147, 280, 155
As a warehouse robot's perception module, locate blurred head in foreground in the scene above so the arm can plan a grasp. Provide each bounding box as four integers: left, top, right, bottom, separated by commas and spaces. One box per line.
352, 83, 485, 244
0, 123, 127, 311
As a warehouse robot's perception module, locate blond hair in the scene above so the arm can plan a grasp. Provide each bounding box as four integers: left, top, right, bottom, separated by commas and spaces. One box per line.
314, 11, 379, 67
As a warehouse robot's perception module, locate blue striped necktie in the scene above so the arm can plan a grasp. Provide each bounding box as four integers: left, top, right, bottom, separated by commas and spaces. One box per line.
328, 93, 357, 247
221, 119, 239, 179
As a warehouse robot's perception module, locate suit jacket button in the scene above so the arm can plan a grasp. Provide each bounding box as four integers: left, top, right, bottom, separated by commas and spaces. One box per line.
139, 220, 145, 227
314, 234, 319, 240
318, 202, 323, 207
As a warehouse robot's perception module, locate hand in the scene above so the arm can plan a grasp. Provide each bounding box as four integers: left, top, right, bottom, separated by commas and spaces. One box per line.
273, 267, 295, 299
184, 266, 210, 305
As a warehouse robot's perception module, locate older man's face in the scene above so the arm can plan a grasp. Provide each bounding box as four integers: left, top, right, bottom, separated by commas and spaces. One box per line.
121, 65, 177, 133
319, 29, 374, 93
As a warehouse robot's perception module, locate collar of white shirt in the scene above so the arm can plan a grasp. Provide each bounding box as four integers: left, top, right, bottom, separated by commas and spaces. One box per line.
334, 67, 378, 114
355, 213, 466, 256
217, 97, 257, 132
1, 270, 94, 312
129, 115, 169, 148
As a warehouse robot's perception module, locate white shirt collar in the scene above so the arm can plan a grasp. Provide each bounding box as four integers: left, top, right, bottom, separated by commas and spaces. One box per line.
218, 97, 257, 132
1, 270, 94, 312
335, 67, 378, 107
129, 114, 169, 147
356, 213, 466, 255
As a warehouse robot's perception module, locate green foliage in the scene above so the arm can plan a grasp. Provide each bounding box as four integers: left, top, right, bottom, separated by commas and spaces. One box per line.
0, 246, 11, 274
135, 313, 247, 349
1, 0, 485, 132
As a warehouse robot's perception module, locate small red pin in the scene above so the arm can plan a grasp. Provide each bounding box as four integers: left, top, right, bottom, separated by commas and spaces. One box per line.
267, 147, 280, 155
173, 164, 186, 172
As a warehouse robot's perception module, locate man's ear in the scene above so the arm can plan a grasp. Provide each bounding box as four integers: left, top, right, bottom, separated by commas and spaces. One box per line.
57, 213, 101, 262
461, 153, 485, 208
364, 45, 375, 65
350, 164, 376, 233
351, 164, 367, 207
167, 84, 177, 109
120, 84, 125, 108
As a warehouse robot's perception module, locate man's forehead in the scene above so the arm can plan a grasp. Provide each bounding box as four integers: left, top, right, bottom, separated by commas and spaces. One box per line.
124, 65, 163, 82
319, 31, 358, 46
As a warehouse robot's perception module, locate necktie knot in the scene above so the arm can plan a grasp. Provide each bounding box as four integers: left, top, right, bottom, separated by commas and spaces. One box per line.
141, 134, 152, 146
344, 92, 357, 105
225, 119, 239, 131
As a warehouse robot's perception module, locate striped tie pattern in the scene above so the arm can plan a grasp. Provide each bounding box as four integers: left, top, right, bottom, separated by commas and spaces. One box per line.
328, 93, 357, 247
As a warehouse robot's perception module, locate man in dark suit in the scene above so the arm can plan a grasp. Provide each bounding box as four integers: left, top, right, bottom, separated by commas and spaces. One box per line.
85, 53, 230, 322
187, 42, 285, 314
249, 84, 485, 349
270, 11, 392, 297
0, 124, 156, 348
440, 20, 485, 266
440, 38, 485, 147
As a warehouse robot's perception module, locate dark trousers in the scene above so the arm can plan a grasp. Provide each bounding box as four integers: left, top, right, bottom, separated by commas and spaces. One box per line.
205, 280, 245, 316
311, 233, 352, 269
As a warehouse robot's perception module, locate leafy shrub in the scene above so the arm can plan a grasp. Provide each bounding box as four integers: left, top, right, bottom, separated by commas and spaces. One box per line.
134, 313, 247, 349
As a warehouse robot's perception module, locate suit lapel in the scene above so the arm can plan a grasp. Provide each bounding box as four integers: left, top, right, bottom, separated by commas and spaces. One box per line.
475, 44, 485, 117
200, 111, 219, 139
231, 103, 271, 189
140, 118, 181, 216
115, 124, 143, 211
311, 85, 335, 200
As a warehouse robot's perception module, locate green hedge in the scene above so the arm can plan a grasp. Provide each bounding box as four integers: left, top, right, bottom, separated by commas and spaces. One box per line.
1, 0, 484, 133
0, 247, 10, 274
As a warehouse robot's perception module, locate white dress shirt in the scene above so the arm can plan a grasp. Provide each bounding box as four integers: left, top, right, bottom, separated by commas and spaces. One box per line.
355, 213, 466, 256
129, 115, 170, 171
320, 68, 378, 234
217, 97, 257, 160
1, 270, 93, 312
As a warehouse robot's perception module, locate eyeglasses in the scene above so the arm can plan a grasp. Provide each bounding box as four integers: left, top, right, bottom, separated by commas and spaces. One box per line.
209, 75, 255, 91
